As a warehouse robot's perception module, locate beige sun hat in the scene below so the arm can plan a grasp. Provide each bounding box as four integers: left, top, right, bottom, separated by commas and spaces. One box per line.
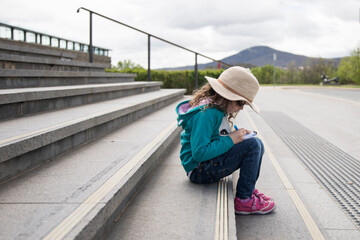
205, 66, 260, 113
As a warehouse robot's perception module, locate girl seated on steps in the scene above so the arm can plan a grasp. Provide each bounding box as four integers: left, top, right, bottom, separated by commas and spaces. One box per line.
175, 66, 275, 215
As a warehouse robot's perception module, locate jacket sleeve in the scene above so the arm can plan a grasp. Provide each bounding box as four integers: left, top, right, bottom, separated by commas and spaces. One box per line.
190, 109, 234, 162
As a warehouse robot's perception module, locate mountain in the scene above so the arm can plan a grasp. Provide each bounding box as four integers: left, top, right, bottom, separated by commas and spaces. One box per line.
163, 46, 342, 70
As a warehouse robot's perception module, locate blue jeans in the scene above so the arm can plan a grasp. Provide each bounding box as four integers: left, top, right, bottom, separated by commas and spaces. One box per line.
189, 137, 265, 199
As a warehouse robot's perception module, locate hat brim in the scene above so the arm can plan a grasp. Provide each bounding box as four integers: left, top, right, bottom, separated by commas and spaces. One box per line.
205, 76, 260, 114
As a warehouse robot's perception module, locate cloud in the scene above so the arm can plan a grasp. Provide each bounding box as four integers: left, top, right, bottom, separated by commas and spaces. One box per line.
160, 0, 284, 30
1, 0, 359, 68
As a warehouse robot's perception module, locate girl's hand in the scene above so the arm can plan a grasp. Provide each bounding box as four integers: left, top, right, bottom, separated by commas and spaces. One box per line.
229, 128, 250, 144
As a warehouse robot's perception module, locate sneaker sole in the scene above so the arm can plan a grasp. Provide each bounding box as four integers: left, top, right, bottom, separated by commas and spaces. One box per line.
235, 205, 276, 215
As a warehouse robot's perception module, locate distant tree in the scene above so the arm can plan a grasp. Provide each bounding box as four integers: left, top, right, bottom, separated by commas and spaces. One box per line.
337, 57, 353, 84
263, 65, 274, 84
112, 59, 144, 71
285, 61, 299, 84
300, 58, 337, 84
251, 65, 283, 84
301, 60, 314, 84
337, 48, 360, 84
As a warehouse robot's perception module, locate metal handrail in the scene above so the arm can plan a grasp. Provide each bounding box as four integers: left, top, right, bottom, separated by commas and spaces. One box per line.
0, 22, 110, 56
77, 7, 232, 87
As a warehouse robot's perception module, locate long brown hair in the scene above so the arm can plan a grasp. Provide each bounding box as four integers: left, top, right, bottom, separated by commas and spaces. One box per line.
190, 83, 236, 126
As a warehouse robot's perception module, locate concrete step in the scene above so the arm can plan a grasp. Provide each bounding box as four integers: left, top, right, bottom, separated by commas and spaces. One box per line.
0, 69, 136, 88
0, 38, 111, 66
0, 88, 185, 183
0, 40, 77, 60
0, 81, 162, 120
104, 141, 237, 240
0, 99, 184, 240
0, 52, 109, 72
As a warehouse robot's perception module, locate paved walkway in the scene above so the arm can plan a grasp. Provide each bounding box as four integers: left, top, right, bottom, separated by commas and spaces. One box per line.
234, 86, 360, 239
105, 86, 360, 240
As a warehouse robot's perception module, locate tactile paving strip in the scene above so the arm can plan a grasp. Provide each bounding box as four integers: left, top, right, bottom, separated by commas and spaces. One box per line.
261, 111, 360, 229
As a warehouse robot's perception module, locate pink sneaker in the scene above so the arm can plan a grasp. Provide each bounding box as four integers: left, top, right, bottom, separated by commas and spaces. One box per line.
253, 188, 272, 201
234, 195, 276, 215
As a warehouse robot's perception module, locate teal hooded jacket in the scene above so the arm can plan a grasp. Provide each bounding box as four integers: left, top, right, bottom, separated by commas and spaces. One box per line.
176, 100, 234, 173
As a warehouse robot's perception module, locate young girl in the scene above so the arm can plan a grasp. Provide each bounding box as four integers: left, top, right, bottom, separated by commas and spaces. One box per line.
176, 66, 275, 215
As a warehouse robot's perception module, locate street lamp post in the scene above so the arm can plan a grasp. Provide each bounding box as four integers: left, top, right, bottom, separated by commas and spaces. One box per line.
273, 53, 276, 87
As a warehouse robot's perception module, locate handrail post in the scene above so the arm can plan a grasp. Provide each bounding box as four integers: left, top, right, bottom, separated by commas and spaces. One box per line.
148, 34, 151, 81
195, 53, 198, 89
76, 7, 232, 75
89, 11, 93, 63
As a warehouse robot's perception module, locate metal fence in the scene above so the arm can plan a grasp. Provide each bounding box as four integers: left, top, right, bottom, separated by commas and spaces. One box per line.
77, 7, 232, 87
0, 22, 109, 56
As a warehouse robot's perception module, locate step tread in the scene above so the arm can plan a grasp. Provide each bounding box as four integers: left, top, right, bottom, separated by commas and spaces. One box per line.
105, 142, 218, 240
105, 138, 236, 240
0, 69, 136, 77
0, 82, 162, 104
0, 89, 182, 140
0, 41, 77, 59
0, 99, 183, 240
0, 89, 185, 162
0, 52, 109, 68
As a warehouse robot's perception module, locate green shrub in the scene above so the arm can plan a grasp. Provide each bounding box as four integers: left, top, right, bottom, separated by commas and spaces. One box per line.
337, 48, 360, 85
107, 56, 360, 90
107, 68, 223, 94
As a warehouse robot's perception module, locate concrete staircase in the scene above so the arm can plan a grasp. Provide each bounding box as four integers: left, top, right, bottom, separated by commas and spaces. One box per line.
0, 39, 188, 239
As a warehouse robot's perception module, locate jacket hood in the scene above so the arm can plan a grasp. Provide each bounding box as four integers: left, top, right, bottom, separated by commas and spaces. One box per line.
176, 100, 206, 128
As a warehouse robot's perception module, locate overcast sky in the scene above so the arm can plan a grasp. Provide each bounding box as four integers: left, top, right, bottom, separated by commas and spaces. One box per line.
1, 0, 359, 68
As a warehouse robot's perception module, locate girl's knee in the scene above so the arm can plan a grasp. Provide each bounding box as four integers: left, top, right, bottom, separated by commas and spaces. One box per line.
254, 137, 264, 150
246, 137, 261, 149
233, 137, 264, 156
246, 137, 265, 155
